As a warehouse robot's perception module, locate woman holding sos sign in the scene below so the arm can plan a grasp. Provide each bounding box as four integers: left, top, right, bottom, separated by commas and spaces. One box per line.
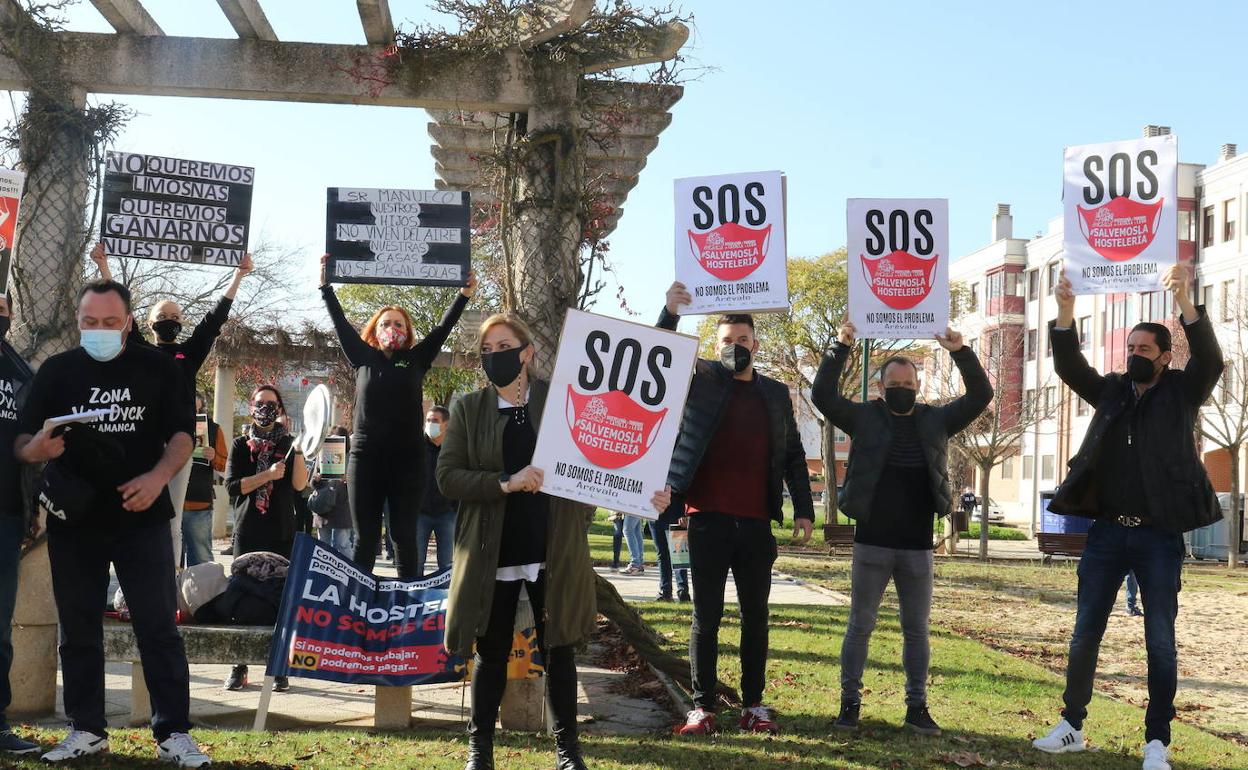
436, 312, 671, 770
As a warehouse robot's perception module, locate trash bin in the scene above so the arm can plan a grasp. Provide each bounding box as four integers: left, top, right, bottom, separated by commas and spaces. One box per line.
1187, 493, 1246, 561
1039, 490, 1093, 534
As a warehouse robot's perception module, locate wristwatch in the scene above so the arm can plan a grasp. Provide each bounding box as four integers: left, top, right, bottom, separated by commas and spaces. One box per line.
499, 472, 511, 492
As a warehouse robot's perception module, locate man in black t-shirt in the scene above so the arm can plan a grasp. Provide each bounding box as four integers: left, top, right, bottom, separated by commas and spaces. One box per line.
16, 280, 209, 767
0, 293, 38, 756
812, 318, 991, 737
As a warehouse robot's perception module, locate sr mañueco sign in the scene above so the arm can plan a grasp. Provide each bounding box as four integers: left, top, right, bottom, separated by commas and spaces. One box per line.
532, 310, 699, 520
102, 151, 254, 266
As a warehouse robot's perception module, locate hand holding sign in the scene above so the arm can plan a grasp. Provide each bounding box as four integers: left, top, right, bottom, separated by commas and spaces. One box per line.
838, 318, 857, 347
461, 269, 479, 298
505, 465, 544, 494
651, 484, 672, 515
934, 327, 964, 352
1055, 269, 1076, 327
665, 281, 692, 315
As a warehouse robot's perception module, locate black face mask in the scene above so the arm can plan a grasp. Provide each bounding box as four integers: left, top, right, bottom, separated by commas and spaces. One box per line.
884, 386, 917, 414
152, 319, 182, 343
482, 344, 527, 388
0, 316, 10, 340
1127, 354, 1161, 384
719, 343, 752, 373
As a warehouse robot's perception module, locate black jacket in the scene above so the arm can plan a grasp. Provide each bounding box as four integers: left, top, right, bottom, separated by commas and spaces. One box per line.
657, 308, 814, 523
1048, 309, 1223, 533
811, 341, 993, 523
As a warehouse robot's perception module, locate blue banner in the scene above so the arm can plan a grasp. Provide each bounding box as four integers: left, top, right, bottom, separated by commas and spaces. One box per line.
266, 533, 467, 686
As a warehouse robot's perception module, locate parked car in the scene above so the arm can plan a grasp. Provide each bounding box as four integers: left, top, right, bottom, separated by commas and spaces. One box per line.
971, 496, 1006, 524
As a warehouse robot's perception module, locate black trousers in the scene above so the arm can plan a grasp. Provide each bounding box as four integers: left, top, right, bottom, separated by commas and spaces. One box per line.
687, 511, 777, 710
347, 449, 420, 578
48, 518, 191, 741
468, 573, 579, 738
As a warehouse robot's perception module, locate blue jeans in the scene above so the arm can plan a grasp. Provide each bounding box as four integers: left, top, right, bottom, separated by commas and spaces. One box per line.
0, 516, 22, 729
181, 508, 214, 567
652, 520, 689, 596
1061, 520, 1183, 745
318, 527, 354, 555
1125, 570, 1139, 611
623, 515, 645, 567
612, 517, 625, 568
415, 509, 456, 576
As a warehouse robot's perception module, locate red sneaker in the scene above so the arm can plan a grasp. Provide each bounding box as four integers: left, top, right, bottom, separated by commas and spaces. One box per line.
675, 708, 717, 735
739, 703, 780, 734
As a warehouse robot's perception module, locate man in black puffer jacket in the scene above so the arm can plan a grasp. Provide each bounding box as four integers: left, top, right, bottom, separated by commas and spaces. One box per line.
659, 282, 814, 738
1032, 264, 1222, 770
812, 317, 991, 737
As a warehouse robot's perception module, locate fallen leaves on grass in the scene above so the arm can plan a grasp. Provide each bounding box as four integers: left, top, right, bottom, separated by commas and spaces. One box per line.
935, 750, 998, 767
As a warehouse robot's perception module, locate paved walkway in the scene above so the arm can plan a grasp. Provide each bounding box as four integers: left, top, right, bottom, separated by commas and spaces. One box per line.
595, 565, 849, 606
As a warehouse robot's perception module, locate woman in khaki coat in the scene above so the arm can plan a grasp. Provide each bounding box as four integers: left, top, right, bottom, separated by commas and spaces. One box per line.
437, 313, 584, 770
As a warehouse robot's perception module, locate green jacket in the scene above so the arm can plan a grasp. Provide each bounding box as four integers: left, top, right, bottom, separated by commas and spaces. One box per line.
436, 378, 597, 658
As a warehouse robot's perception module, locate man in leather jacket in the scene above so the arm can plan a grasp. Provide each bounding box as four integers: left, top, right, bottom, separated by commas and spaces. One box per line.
659, 281, 814, 737
1032, 264, 1222, 770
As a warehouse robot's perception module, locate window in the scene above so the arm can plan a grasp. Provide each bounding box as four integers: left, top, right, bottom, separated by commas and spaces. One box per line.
1221, 364, 1235, 406
1202, 283, 1214, 308
1046, 262, 1061, 294
968, 337, 978, 355
1078, 316, 1091, 351
1221, 280, 1235, 322
1076, 398, 1090, 416
1041, 455, 1055, 480
1141, 291, 1173, 321
1027, 270, 1039, 301
834, 429, 848, 442
1023, 455, 1034, 480
1178, 209, 1195, 242
1043, 385, 1057, 415
968, 282, 979, 312
1022, 388, 1035, 419
1026, 329, 1037, 361
1224, 199, 1237, 242
1006, 272, 1023, 297
1001, 457, 1014, 480
987, 272, 1003, 300
1203, 206, 1215, 248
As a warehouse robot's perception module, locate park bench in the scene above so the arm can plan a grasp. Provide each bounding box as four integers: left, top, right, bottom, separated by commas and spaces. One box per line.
823, 524, 855, 553
101, 621, 419, 731
1036, 533, 1087, 563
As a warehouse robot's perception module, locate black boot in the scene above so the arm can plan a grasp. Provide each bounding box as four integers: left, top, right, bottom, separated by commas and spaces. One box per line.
465, 654, 506, 770
546, 646, 588, 770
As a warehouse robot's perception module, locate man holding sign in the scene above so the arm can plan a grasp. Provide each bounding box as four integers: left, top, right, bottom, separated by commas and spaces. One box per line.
660, 283, 814, 736
1032, 264, 1221, 770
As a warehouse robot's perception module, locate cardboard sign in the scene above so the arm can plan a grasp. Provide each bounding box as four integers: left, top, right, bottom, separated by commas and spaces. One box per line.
1062, 135, 1177, 294
532, 310, 698, 519
266, 534, 543, 686
847, 199, 949, 339
192, 414, 209, 460
320, 435, 347, 478
325, 187, 470, 286
101, 151, 254, 266
674, 171, 788, 314
0, 168, 25, 294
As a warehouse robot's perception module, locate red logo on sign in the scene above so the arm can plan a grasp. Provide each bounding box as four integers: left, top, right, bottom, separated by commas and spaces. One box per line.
687, 222, 772, 281
565, 386, 667, 470
0, 197, 16, 250
859, 250, 939, 310
1077, 197, 1164, 262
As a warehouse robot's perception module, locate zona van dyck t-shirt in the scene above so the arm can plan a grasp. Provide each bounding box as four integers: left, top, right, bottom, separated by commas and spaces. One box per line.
18, 342, 193, 528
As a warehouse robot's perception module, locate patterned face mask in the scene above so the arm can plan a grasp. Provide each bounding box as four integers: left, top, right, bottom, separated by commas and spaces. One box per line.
252, 401, 279, 428
378, 325, 408, 351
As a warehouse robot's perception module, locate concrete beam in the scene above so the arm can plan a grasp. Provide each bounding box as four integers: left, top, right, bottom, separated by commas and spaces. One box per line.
581, 80, 683, 113
581, 21, 688, 75
516, 0, 593, 48
429, 123, 657, 160
0, 32, 536, 111
356, 0, 393, 46
215, 0, 277, 41
88, 0, 164, 36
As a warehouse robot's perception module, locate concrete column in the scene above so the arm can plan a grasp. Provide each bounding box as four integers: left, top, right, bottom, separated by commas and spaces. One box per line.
373, 685, 412, 729
212, 363, 235, 538
9, 541, 58, 716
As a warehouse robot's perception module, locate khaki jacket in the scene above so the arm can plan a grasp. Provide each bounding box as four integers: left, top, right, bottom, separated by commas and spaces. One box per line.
436, 379, 597, 657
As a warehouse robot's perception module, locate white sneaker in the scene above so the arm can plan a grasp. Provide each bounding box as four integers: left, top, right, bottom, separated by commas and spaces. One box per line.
157, 733, 212, 767
40, 730, 109, 762
1142, 740, 1171, 770
1032, 719, 1086, 753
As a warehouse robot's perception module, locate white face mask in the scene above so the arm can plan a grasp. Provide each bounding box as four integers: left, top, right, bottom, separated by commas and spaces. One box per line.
80, 329, 125, 362
425, 422, 442, 439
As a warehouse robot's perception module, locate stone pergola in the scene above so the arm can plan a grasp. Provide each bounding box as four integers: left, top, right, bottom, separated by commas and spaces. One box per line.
0, 0, 685, 726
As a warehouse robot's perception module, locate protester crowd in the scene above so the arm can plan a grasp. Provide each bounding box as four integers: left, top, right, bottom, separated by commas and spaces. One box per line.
0, 241, 1220, 770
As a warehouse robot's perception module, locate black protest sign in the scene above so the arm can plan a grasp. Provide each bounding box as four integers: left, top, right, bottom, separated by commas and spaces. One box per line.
325, 187, 471, 287
101, 151, 254, 267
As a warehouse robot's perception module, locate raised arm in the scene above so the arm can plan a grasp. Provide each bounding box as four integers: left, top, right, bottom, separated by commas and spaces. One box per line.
411, 270, 476, 367
657, 281, 689, 331
810, 320, 868, 434
320, 256, 373, 367
89, 241, 112, 281
1161, 264, 1224, 406
1050, 269, 1107, 405
933, 328, 994, 436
